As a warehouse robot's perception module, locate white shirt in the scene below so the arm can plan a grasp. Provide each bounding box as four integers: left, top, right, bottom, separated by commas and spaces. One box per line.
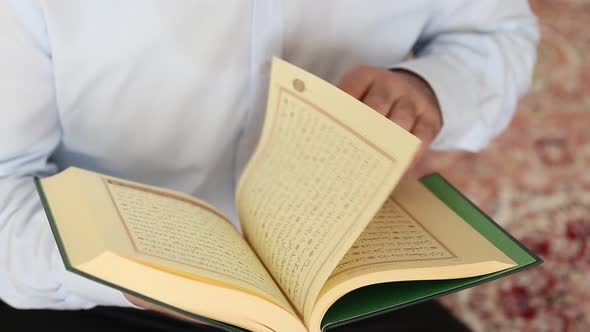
0, 0, 538, 310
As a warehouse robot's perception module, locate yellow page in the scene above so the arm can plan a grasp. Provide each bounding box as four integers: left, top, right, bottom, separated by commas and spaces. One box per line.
236, 58, 421, 322
42, 167, 293, 313
330, 177, 515, 278
308, 177, 516, 329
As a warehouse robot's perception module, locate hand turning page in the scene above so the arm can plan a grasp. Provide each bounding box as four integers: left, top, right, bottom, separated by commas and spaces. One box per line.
36, 58, 540, 332
236, 58, 421, 322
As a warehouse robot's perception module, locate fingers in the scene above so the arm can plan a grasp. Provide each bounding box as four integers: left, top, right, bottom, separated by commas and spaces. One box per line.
388, 96, 417, 132
337, 66, 375, 99
403, 120, 437, 177
362, 80, 396, 116
412, 119, 438, 144
125, 294, 209, 325
337, 65, 442, 148
410, 121, 436, 166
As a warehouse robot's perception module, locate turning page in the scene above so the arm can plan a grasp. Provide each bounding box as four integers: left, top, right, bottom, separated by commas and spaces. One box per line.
236, 58, 421, 322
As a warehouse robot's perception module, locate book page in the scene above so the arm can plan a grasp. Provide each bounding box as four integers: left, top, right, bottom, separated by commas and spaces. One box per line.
329, 178, 515, 280
307, 177, 516, 329
333, 195, 457, 275
236, 58, 421, 322
100, 178, 292, 311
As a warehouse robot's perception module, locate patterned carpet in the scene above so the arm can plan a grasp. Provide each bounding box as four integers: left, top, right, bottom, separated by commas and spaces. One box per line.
415, 1, 590, 331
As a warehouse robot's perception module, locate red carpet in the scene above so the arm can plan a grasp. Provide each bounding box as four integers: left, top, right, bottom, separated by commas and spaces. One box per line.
416, 1, 590, 331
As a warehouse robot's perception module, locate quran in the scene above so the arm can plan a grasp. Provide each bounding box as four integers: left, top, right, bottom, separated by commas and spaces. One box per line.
35, 58, 541, 332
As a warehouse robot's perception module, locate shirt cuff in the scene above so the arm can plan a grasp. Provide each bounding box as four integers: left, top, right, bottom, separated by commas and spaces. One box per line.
391, 55, 484, 151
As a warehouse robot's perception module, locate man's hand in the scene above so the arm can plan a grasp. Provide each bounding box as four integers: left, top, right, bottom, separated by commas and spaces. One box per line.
338, 66, 442, 163
125, 293, 209, 326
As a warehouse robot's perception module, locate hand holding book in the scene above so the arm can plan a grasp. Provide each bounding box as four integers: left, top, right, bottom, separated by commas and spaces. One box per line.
125, 293, 208, 325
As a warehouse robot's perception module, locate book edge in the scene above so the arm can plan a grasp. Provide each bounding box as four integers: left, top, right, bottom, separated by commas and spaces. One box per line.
424, 173, 543, 265
319, 173, 543, 331
321, 260, 542, 331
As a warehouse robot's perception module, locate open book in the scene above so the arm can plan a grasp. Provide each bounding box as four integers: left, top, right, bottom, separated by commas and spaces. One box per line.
35, 58, 541, 332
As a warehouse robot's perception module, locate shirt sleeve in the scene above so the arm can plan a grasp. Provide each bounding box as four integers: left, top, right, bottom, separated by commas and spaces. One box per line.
0, 0, 136, 310
391, 0, 540, 151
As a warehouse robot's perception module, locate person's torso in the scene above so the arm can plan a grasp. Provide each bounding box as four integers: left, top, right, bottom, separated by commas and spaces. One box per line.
43, 0, 433, 225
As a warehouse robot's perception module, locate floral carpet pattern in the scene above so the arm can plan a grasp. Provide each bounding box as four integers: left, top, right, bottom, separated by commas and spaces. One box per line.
415, 1, 590, 331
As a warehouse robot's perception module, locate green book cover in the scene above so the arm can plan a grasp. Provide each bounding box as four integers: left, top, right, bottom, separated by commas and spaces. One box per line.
35, 173, 542, 332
